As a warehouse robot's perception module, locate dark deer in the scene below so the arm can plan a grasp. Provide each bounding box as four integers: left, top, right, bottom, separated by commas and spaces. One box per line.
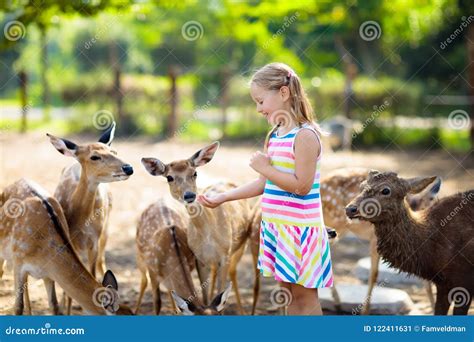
346, 170, 474, 315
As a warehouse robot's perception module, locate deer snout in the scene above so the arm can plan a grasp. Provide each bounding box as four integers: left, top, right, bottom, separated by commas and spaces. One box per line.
345, 205, 359, 218
122, 164, 134, 176
183, 191, 196, 203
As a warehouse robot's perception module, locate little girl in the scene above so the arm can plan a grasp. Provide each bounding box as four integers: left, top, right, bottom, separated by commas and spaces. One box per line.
198, 62, 334, 315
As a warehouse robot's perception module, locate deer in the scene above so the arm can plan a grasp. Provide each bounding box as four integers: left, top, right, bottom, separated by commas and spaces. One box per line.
0, 179, 133, 315
346, 170, 474, 315
135, 198, 196, 315
171, 283, 232, 315
47, 122, 133, 314
248, 167, 441, 314
141, 142, 256, 314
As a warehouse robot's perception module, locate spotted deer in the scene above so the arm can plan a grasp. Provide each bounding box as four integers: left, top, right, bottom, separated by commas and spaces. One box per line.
141, 142, 256, 314
135, 198, 197, 315
249, 167, 440, 314
47, 122, 133, 313
346, 171, 474, 315
0, 179, 132, 315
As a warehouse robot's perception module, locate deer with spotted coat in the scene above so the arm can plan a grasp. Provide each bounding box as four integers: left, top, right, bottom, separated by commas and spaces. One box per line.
141, 142, 257, 314
47, 122, 133, 313
0, 179, 132, 315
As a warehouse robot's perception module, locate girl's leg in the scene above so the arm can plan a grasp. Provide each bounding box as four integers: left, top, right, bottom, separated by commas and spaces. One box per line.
288, 283, 322, 315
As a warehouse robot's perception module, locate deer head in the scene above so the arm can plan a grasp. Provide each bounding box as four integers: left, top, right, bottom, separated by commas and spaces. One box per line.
47, 123, 134, 183
345, 170, 438, 223
171, 283, 231, 315
141, 142, 219, 203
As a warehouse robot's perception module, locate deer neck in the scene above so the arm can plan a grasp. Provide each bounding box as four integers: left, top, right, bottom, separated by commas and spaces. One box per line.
373, 200, 432, 278
68, 168, 99, 232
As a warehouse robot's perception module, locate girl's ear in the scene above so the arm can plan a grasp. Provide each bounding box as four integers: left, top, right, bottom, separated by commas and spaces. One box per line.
279, 86, 290, 102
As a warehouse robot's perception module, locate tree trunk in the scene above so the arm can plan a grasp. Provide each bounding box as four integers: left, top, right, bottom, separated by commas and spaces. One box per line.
467, 23, 474, 148
39, 26, 50, 121
109, 41, 123, 125
220, 67, 230, 138
166, 65, 179, 138
19, 70, 28, 133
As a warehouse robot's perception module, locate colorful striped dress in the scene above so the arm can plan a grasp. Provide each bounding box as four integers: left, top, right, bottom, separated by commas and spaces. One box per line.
258, 123, 334, 288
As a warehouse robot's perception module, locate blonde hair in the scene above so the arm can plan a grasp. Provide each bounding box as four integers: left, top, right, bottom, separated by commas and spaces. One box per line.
250, 62, 326, 147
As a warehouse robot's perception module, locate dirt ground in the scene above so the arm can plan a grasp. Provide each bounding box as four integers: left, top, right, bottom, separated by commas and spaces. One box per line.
0, 132, 473, 315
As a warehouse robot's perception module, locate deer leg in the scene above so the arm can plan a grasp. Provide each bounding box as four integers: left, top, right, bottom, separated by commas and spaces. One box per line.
168, 290, 179, 314
250, 235, 260, 316
13, 267, 27, 315
434, 285, 450, 315
209, 265, 217, 299
23, 278, 31, 315
424, 281, 435, 313
66, 296, 72, 315
96, 232, 107, 276
229, 247, 246, 315
452, 295, 472, 315
331, 283, 343, 314
44, 278, 61, 315
148, 271, 161, 315
0, 258, 4, 279
196, 260, 211, 305
362, 236, 380, 315
88, 249, 99, 279
134, 269, 148, 315
216, 258, 230, 295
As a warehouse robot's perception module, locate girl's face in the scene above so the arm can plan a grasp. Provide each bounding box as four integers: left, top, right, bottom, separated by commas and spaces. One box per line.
250, 83, 290, 125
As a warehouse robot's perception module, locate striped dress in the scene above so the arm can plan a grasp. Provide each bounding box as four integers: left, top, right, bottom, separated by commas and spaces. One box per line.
258, 123, 334, 288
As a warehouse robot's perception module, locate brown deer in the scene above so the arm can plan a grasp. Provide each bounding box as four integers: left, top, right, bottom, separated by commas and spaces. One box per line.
141, 142, 256, 314
346, 170, 474, 315
248, 167, 440, 314
135, 198, 197, 315
0, 179, 132, 315
171, 283, 232, 315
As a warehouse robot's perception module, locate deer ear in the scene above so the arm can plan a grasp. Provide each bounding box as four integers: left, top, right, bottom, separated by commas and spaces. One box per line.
428, 176, 442, 196
141, 158, 167, 176
368, 170, 380, 179
98, 122, 116, 146
102, 270, 118, 291
171, 291, 196, 315
405, 176, 438, 194
47, 133, 78, 158
189, 141, 220, 167
210, 282, 231, 312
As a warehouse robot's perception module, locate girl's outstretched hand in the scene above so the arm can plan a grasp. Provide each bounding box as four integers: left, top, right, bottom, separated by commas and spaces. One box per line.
198, 193, 227, 208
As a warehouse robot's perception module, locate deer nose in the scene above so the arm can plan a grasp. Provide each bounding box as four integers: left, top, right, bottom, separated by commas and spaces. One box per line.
122, 164, 134, 176
345, 205, 358, 218
183, 191, 196, 203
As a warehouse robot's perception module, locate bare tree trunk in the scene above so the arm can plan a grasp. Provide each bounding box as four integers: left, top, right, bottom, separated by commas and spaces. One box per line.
166, 65, 179, 138
19, 70, 28, 133
220, 66, 230, 138
39, 26, 50, 121
467, 24, 474, 148
109, 41, 123, 125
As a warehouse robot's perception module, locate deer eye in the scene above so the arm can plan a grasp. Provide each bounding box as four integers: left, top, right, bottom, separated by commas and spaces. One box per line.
193, 171, 197, 177
381, 188, 391, 195
90, 155, 101, 161
166, 175, 174, 182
